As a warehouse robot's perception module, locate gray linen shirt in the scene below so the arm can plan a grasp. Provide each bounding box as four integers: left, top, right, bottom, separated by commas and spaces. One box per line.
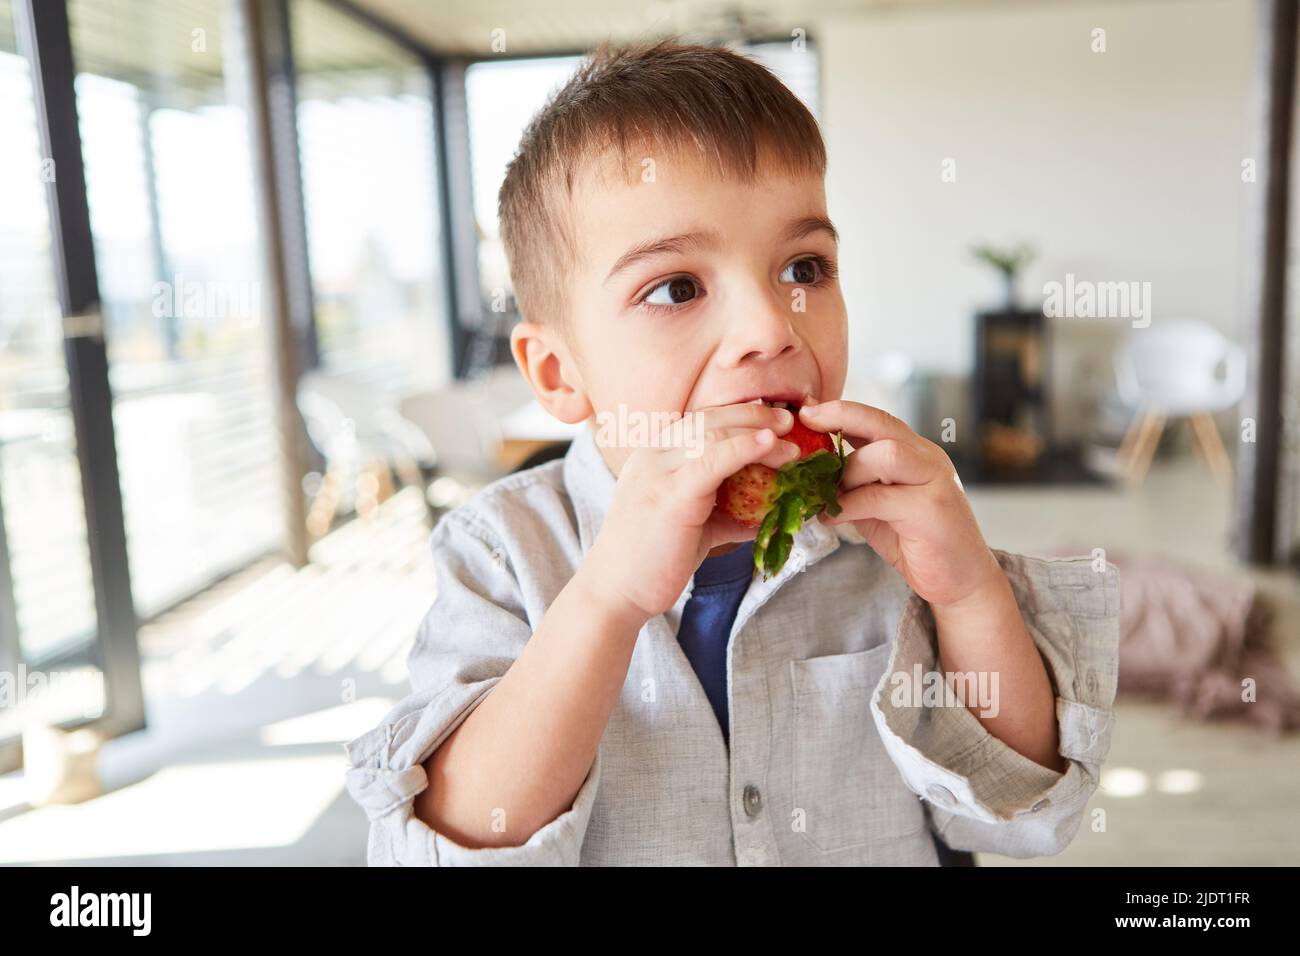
343, 421, 1119, 865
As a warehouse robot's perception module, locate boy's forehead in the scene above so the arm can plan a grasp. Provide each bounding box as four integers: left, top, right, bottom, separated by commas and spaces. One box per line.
568, 145, 829, 272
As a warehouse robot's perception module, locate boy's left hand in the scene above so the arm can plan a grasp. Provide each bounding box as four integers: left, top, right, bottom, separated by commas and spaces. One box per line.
799, 399, 1003, 611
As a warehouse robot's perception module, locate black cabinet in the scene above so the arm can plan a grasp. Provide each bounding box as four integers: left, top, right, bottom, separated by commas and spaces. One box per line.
973, 308, 1050, 479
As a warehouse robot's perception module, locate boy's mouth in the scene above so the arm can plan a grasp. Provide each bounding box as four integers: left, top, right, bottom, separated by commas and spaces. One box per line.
741, 392, 810, 412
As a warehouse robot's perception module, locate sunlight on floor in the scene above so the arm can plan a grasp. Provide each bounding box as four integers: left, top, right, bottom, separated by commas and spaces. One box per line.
0, 754, 345, 863
259, 697, 396, 747
0, 487, 434, 865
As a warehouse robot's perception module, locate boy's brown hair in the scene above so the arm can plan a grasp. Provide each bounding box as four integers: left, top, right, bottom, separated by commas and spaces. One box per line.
498, 39, 826, 332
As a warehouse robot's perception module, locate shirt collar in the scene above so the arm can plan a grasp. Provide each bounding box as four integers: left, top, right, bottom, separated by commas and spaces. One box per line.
561, 420, 843, 596
562, 420, 618, 555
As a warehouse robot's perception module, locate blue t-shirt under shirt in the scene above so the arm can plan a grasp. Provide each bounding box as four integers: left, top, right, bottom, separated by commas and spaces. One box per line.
676, 543, 755, 747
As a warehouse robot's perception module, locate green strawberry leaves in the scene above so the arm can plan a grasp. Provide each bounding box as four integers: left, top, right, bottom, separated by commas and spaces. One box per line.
752, 430, 846, 580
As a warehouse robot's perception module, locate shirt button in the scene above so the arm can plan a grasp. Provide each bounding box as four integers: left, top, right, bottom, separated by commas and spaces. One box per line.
1031, 798, 1050, 813
742, 785, 763, 817
1085, 669, 1099, 698
926, 784, 955, 807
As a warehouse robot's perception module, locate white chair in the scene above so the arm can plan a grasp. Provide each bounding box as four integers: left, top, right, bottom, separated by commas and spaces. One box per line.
1112, 320, 1246, 485
398, 387, 504, 488
397, 370, 536, 512
297, 372, 433, 535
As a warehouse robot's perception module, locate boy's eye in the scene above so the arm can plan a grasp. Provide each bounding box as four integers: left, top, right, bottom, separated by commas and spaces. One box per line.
644, 276, 699, 306
780, 257, 822, 284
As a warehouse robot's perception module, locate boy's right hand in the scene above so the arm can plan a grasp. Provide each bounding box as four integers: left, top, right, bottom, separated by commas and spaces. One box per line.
580, 402, 800, 624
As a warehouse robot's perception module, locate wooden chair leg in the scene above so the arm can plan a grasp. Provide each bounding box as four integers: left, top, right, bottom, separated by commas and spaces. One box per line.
306, 465, 345, 538
1117, 409, 1148, 468
372, 459, 395, 501
1189, 413, 1232, 485
1125, 411, 1166, 486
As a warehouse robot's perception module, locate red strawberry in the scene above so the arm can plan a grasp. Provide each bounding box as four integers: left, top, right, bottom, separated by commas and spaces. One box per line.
714, 463, 782, 529
783, 416, 837, 460
714, 406, 845, 579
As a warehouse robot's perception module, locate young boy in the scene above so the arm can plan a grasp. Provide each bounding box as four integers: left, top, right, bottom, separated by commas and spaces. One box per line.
343, 40, 1119, 866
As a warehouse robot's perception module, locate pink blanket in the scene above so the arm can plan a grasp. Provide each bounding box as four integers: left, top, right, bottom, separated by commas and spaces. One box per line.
1046, 550, 1300, 735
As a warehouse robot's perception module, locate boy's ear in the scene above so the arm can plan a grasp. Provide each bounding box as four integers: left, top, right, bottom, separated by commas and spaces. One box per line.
510, 319, 593, 425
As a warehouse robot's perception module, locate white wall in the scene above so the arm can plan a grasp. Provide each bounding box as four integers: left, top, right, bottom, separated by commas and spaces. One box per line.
817, 0, 1255, 439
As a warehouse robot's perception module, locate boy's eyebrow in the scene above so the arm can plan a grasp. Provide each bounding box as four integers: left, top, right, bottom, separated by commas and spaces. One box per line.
781, 215, 839, 245
604, 230, 721, 284
602, 216, 839, 285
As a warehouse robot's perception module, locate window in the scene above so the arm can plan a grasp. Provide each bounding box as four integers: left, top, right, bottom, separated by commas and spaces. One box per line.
293, 0, 451, 394
0, 1, 99, 662
68, 0, 281, 615
465, 55, 580, 310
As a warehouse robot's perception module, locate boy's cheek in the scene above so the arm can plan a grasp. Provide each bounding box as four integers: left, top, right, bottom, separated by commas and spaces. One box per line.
799, 307, 849, 378
814, 343, 849, 402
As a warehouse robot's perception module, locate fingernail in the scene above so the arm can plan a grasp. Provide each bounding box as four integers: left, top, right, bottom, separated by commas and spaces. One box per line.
774, 407, 793, 426
781, 440, 800, 457
756, 428, 773, 445
800, 404, 822, 418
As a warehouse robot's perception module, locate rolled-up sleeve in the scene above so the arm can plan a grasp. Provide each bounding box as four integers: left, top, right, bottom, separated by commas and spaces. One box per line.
342, 511, 600, 865
869, 550, 1119, 859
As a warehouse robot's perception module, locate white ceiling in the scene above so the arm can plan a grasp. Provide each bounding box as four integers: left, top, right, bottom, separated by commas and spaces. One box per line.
348, 0, 1032, 57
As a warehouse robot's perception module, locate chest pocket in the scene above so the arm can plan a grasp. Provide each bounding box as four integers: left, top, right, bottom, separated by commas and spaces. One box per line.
790, 642, 928, 853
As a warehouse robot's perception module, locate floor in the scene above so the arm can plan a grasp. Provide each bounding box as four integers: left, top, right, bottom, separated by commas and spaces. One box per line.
0, 454, 1296, 866
0, 487, 429, 865
967, 458, 1300, 866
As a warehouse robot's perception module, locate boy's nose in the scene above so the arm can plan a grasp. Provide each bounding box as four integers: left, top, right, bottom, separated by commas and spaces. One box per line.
718, 294, 803, 367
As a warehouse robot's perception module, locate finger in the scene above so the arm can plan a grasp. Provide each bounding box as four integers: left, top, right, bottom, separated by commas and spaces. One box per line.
703, 511, 761, 549
822, 481, 916, 524
798, 400, 921, 448
651, 403, 792, 461
756, 440, 803, 470
680, 428, 793, 498
687, 402, 794, 436
841, 439, 935, 487
704, 426, 801, 469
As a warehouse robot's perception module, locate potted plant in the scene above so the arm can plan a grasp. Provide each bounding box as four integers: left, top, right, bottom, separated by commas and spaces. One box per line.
971, 240, 1037, 310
